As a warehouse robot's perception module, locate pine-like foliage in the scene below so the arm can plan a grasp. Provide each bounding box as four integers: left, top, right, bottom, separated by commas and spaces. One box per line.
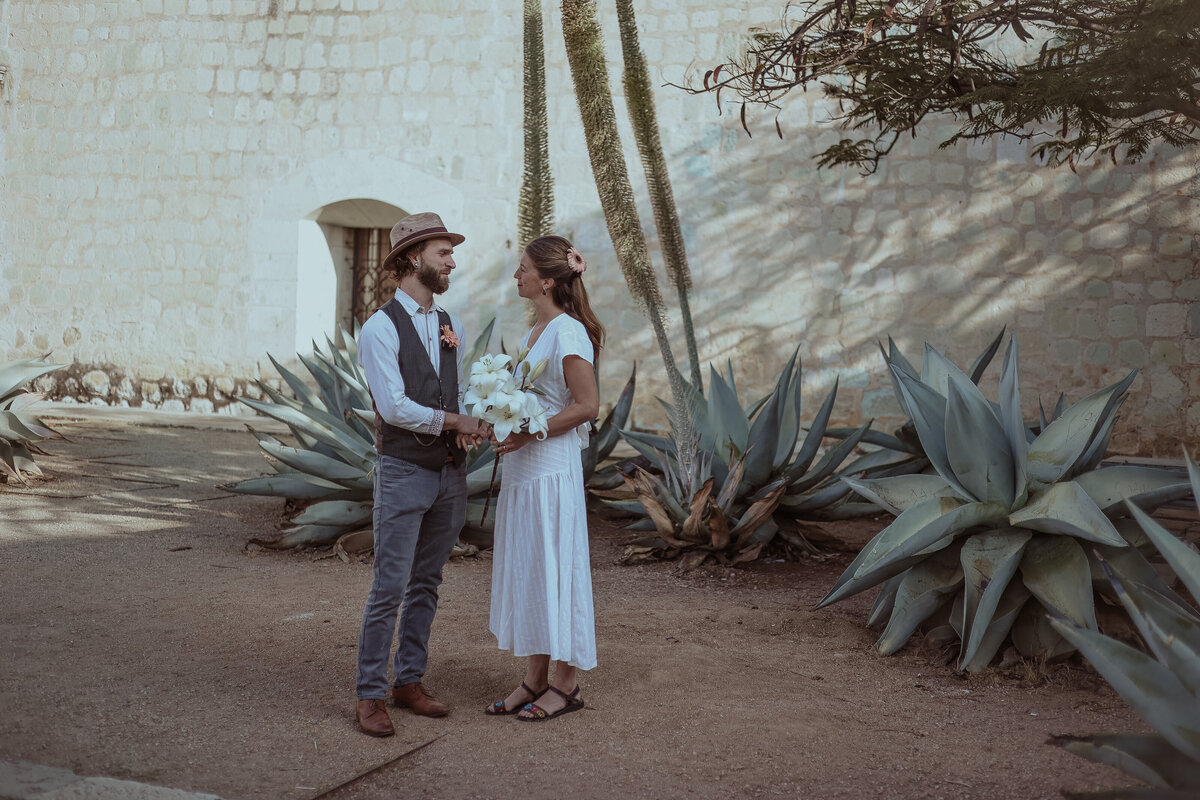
561, 0, 698, 486
695, 0, 1200, 171
614, 0, 702, 390
518, 0, 554, 246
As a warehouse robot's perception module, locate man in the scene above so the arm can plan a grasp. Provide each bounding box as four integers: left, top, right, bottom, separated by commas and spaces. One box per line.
354, 212, 482, 737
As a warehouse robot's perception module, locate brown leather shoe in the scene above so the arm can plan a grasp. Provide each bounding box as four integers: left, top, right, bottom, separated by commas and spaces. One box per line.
356, 698, 395, 737
391, 682, 449, 717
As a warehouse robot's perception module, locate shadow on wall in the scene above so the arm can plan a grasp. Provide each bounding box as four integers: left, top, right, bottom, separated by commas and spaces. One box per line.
479, 137, 1196, 457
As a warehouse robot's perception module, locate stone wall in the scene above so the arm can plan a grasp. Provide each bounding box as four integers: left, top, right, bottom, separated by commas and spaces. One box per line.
1, 0, 1197, 453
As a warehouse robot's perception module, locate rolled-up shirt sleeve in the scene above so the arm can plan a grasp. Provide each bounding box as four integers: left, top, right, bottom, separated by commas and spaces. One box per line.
358, 313, 439, 434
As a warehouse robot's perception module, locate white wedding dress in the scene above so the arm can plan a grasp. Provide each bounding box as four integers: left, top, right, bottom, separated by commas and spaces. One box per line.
489, 313, 597, 670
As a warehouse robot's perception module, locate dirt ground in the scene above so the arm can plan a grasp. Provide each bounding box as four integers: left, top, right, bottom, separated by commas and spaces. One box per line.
0, 413, 1149, 800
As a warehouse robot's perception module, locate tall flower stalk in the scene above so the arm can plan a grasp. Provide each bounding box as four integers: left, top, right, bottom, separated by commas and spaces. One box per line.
614, 0, 701, 390
561, 0, 696, 485
518, 0, 554, 246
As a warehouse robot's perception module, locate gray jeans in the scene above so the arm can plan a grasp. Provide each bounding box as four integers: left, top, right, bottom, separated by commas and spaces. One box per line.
355, 454, 467, 699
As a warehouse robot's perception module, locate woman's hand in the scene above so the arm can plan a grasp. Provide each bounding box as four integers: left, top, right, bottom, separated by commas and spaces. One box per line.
491, 430, 536, 455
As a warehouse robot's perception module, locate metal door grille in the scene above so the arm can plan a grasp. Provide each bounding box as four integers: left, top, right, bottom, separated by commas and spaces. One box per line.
351, 227, 395, 325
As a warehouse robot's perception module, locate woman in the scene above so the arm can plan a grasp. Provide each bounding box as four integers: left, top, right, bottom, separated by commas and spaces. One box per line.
484, 235, 604, 722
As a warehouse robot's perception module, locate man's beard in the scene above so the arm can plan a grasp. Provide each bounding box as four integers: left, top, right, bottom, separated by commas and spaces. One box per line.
417, 262, 449, 294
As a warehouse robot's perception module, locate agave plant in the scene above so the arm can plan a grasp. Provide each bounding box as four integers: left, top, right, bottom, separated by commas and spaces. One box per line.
223, 321, 498, 552
614, 349, 875, 566
583, 363, 636, 491
0, 354, 66, 484
1050, 453, 1200, 799
819, 335, 1192, 672
824, 328, 1008, 478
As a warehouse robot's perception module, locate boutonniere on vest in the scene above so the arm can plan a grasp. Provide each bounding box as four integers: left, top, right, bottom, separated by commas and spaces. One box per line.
440, 325, 460, 349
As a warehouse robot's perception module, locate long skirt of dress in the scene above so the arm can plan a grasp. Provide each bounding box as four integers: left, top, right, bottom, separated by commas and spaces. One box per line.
489, 432, 597, 670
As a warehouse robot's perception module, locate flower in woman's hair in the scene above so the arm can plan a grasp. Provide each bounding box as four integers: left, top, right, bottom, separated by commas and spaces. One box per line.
440, 324, 460, 349
566, 247, 587, 274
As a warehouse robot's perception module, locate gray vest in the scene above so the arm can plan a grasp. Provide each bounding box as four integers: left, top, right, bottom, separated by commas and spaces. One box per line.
372, 298, 465, 471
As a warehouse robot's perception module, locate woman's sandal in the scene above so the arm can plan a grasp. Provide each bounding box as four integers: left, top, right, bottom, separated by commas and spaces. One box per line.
516, 685, 585, 723
484, 681, 546, 716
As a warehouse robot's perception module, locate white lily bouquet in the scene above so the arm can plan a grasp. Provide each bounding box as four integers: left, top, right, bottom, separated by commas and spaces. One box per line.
464, 349, 550, 442
465, 347, 550, 525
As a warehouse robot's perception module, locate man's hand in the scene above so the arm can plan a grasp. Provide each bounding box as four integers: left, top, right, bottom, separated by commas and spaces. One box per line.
455, 431, 484, 450
446, 413, 483, 437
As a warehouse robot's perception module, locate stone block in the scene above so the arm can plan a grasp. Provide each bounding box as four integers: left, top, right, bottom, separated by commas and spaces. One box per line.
194, 376, 209, 395
862, 388, 902, 419
160, 398, 187, 412
1083, 342, 1112, 366
1190, 304, 1200, 337
1116, 340, 1148, 368
1146, 303, 1185, 337
1089, 222, 1129, 250
1054, 338, 1081, 363
116, 376, 135, 401
1159, 233, 1192, 256
191, 398, 215, 413
1107, 305, 1138, 338
82, 370, 111, 396
1084, 279, 1109, 299
1148, 281, 1173, 300
1077, 311, 1101, 339
172, 378, 192, 398
1150, 341, 1182, 367
141, 382, 163, 404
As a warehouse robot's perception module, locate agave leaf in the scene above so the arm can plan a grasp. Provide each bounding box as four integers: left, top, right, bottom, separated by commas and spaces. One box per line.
729, 482, 787, 545
1025, 371, 1136, 485
1009, 481, 1127, 546
1010, 603, 1075, 660
292, 500, 373, 527
269, 353, 323, 408
1074, 466, 1190, 515
824, 427, 920, 455
1050, 618, 1200, 762
592, 364, 636, 461
997, 335, 1029, 506
789, 381, 843, 477
741, 350, 798, 489
239, 397, 374, 470
714, 454, 748, 513
0, 356, 67, 401
888, 361, 973, 502
250, 524, 347, 549
838, 447, 918, 477
466, 463, 500, 496
920, 342, 977, 398
620, 429, 676, 464
855, 497, 1007, 578
1105, 570, 1200, 689
876, 544, 964, 655
463, 317, 496, 368
776, 355, 806, 468
944, 380, 1015, 507
708, 365, 750, 464
1072, 396, 1126, 476
221, 473, 353, 499
868, 574, 904, 630
778, 479, 852, 513
1050, 733, 1200, 791
841, 474, 955, 515
0, 411, 46, 443
883, 336, 920, 382
787, 421, 871, 492
1019, 534, 1097, 630
966, 328, 1006, 384
959, 529, 1033, 671
627, 470, 680, 537
259, 441, 367, 482
681, 478, 715, 543
1089, 542, 1192, 610
298, 352, 343, 414
1124, 501, 1200, 605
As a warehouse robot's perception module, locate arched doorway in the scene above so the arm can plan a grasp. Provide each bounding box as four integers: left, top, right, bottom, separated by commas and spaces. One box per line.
296, 198, 404, 351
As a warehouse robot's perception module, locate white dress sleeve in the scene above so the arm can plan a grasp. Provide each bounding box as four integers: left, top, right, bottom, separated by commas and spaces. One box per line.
557, 318, 594, 366
556, 318, 594, 450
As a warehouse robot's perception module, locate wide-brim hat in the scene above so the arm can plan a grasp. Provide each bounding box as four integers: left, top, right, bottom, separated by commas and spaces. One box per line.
382, 212, 466, 269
